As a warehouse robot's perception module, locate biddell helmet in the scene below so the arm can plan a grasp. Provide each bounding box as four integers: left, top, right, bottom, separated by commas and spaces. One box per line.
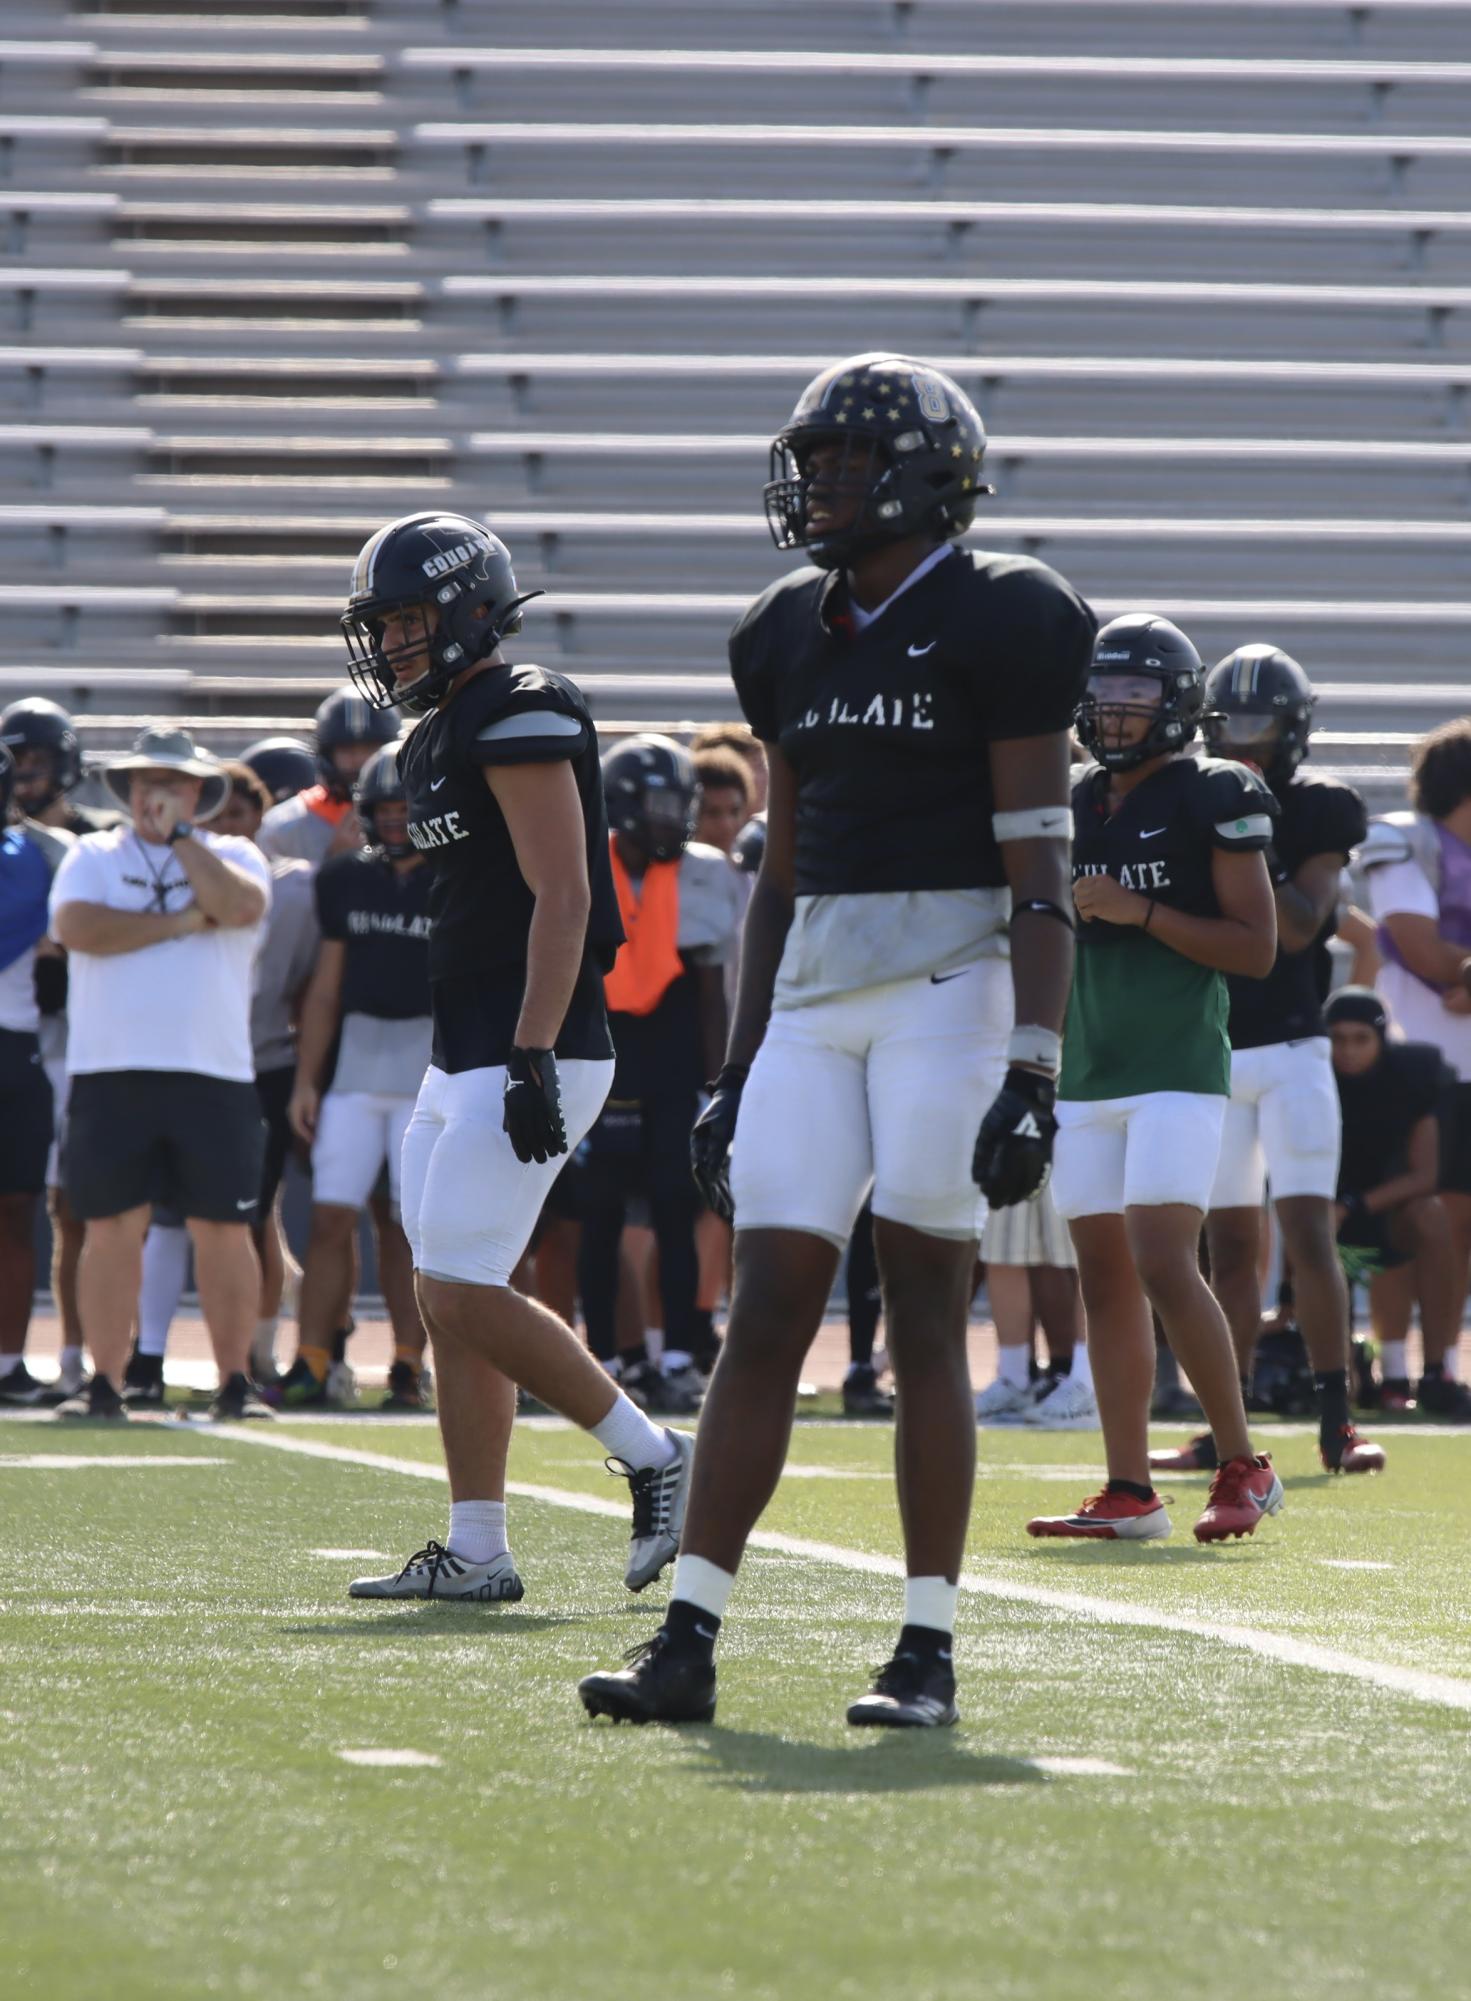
602, 734, 698, 865
1202, 644, 1317, 786
312, 686, 400, 799
341, 511, 543, 717
0, 695, 83, 810
353, 743, 411, 859
240, 735, 317, 805
764, 352, 993, 570
1076, 613, 1205, 773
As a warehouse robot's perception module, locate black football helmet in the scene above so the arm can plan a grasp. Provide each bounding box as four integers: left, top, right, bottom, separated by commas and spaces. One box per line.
341, 511, 542, 716
764, 352, 993, 569
1076, 614, 1205, 773
0, 740, 14, 822
602, 735, 697, 864
1202, 644, 1316, 786
353, 743, 411, 859
731, 812, 767, 875
0, 696, 83, 813
313, 686, 400, 800
240, 734, 317, 805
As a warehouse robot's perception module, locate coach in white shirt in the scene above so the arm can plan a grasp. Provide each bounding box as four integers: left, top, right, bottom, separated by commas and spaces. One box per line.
48, 728, 273, 1421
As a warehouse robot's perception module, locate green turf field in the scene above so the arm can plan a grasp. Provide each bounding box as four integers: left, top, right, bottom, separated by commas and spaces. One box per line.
3, 1410, 1469, 2001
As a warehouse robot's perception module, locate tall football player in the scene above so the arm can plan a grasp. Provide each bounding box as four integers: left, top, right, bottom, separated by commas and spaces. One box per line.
338, 512, 692, 1604
580, 353, 1095, 1728
1028, 616, 1285, 1546
1157, 647, 1385, 1478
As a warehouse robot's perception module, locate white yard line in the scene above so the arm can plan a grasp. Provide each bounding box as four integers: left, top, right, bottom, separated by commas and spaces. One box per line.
223, 1428, 1471, 1717
0, 1454, 226, 1470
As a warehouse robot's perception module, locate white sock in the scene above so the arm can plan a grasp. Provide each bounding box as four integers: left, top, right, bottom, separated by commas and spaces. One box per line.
997, 1344, 1031, 1389
447, 1500, 508, 1565
671, 1553, 735, 1621
1066, 1342, 1094, 1392
1381, 1339, 1409, 1381
903, 1575, 958, 1638
591, 1391, 678, 1471
0, 1355, 21, 1377
61, 1344, 83, 1371
138, 1224, 189, 1358
1439, 1349, 1458, 1381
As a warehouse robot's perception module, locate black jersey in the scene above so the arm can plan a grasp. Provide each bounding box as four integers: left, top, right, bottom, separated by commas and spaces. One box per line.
398, 661, 621, 1073
1336, 1040, 1446, 1197
314, 850, 431, 1021
727, 548, 1095, 897
1061, 755, 1278, 1101
1226, 770, 1367, 1051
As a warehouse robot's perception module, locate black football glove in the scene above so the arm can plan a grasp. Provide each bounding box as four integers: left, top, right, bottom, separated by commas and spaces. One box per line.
973, 1065, 1058, 1209
503, 1047, 568, 1165
690, 1062, 748, 1222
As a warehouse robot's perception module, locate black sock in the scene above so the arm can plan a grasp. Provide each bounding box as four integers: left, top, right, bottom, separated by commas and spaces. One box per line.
619, 1341, 648, 1372
897, 1622, 952, 1661
1105, 1478, 1156, 1504
1315, 1368, 1350, 1437
663, 1598, 720, 1658
330, 1326, 349, 1363
1421, 1360, 1445, 1381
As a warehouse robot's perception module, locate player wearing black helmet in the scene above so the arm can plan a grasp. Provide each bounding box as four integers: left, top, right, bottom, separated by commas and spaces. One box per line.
580, 353, 1094, 1731
333, 512, 694, 1609
258, 689, 398, 872
240, 736, 317, 807
1158, 647, 1384, 1478
1028, 615, 1287, 1546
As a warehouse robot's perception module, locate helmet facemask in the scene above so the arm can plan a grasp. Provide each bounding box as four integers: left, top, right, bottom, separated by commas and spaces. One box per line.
1078, 672, 1197, 773
764, 431, 907, 569
342, 574, 539, 717
1202, 705, 1311, 786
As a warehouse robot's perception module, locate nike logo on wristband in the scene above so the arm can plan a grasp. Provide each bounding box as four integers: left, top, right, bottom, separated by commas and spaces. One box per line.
930, 969, 970, 984
907, 641, 937, 657
235, 1198, 254, 1211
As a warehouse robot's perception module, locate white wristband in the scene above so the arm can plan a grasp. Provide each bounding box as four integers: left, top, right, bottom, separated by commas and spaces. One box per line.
992, 806, 1073, 843
1007, 1025, 1062, 1070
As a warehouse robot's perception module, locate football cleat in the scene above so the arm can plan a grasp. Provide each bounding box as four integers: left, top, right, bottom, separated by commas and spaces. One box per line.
578, 1631, 718, 1724
842, 1363, 894, 1419
612, 1427, 695, 1592
47, 1353, 90, 1403
847, 1647, 958, 1729
1415, 1373, 1471, 1422
1193, 1455, 1284, 1542
122, 1349, 165, 1408
1321, 1424, 1386, 1475
1023, 1372, 1100, 1430
0, 1360, 53, 1407
619, 1359, 703, 1417
209, 1373, 276, 1423
350, 1542, 524, 1602
974, 1376, 1039, 1425
1379, 1378, 1415, 1414
53, 1375, 127, 1422
380, 1359, 431, 1413
1027, 1488, 1171, 1540
1148, 1430, 1218, 1474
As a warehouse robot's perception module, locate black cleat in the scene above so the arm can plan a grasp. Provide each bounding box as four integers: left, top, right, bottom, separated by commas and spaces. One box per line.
0, 1360, 53, 1407
122, 1349, 165, 1407
380, 1359, 431, 1413
54, 1374, 127, 1422
1415, 1372, 1471, 1422
209, 1373, 276, 1423
620, 1359, 704, 1417
842, 1364, 894, 1419
579, 1631, 717, 1725
847, 1647, 958, 1729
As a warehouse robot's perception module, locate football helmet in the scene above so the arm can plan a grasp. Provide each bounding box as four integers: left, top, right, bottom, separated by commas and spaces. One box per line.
312, 686, 400, 799
0, 696, 83, 813
602, 735, 697, 864
764, 352, 992, 569
353, 743, 412, 859
1076, 613, 1205, 773
731, 813, 766, 875
1202, 645, 1316, 786
341, 511, 542, 716
0, 740, 14, 821
240, 734, 317, 804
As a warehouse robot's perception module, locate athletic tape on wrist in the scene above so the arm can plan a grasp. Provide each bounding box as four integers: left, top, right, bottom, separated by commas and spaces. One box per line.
992, 806, 1074, 843
1007, 1025, 1062, 1070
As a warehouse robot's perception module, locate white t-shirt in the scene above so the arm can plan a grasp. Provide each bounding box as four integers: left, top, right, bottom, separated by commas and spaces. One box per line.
49, 825, 272, 1082
1365, 855, 1471, 1078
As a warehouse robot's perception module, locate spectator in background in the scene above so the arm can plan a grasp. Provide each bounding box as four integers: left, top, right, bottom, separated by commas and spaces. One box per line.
0, 695, 122, 1401
1358, 718, 1471, 1417
691, 721, 768, 818
692, 748, 753, 857
0, 744, 72, 1405
973, 1187, 1093, 1429
258, 686, 398, 870
47, 727, 274, 1423
579, 736, 743, 1410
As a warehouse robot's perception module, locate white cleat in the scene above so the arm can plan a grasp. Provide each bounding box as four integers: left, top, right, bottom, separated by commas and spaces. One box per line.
349, 1543, 525, 1602
1023, 1373, 1101, 1431
325, 1360, 358, 1407
613, 1427, 695, 1592
974, 1376, 1039, 1426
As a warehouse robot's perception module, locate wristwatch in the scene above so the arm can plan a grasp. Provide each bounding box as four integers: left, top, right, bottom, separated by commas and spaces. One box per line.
164, 821, 194, 845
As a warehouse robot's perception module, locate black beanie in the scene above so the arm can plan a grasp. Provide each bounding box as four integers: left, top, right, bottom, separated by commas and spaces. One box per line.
1324, 986, 1388, 1036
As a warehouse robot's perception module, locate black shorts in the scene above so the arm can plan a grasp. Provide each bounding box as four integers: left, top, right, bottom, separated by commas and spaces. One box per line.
255, 1065, 295, 1214
1438, 1080, 1471, 1197
64, 1070, 266, 1224
0, 1027, 52, 1197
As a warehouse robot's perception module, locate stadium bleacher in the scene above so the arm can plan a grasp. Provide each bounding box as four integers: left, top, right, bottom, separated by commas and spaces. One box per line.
2, 0, 1470, 802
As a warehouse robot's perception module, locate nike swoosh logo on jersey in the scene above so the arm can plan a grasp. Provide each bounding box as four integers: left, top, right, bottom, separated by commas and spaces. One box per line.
430, 776, 447, 791
235, 1197, 254, 1210
1139, 827, 1167, 840
907, 641, 937, 657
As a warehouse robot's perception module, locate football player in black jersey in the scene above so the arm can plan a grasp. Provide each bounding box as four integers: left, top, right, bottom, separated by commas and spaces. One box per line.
580, 353, 1095, 1729
1028, 615, 1287, 1545
1152, 647, 1385, 1478
336, 512, 693, 1606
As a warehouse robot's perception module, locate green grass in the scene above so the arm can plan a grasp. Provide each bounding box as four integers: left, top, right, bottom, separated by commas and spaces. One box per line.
2, 1412, 1469, 2001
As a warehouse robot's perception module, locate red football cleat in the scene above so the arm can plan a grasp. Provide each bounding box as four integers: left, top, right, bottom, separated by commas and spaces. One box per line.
1321, 1424, 1387, 1475
1193, 1454, 1284, 1542
1027, 1488, 1172, 1541
1148, 1430, 1218, 1474
1379, 1380, 1415, 1414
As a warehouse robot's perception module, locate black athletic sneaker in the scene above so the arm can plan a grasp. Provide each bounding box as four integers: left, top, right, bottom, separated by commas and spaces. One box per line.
275, 1356, 329, 1410
122, 1349, 165, 1407
842, 1364, 895, 1419
1416, 1372, 1471, 1422
0, 1360, 52, 1407
209, 1373, 276, 1423
54, 1374, 127, 1422
847, 1646, 958, 1729
620, 1359, 703, 1417
578, 1630, 718, 1724
380, 1359, 431, 1413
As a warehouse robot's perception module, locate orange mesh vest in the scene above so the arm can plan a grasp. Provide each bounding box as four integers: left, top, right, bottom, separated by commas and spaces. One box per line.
604, 841, 682, 1016
302, 784, 353, 825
